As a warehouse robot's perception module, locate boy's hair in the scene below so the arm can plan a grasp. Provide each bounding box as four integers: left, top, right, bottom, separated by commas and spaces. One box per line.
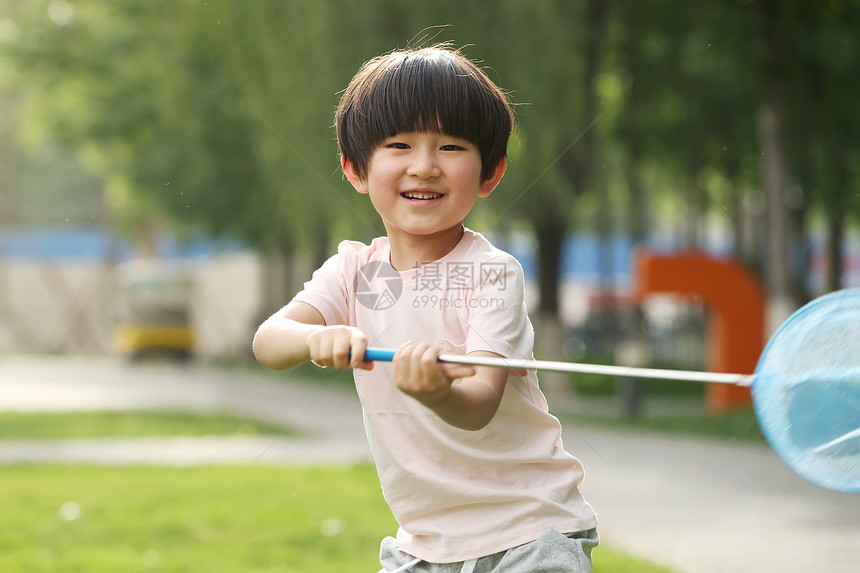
336, 45, 514, 182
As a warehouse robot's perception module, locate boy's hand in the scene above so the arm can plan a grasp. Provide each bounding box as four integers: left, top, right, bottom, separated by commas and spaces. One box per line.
393, 342, 476, 402
306, 326, 374, 371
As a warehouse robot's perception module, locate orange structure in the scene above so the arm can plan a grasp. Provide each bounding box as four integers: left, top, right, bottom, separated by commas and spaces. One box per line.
635, 251, 765, 414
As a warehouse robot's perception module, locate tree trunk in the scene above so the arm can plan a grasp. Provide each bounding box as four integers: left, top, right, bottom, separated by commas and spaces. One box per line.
534, 0, 607, 403
825, 214, 843, 292
253, 247, 293, 354
533, 211, 567, 399
757, 99, 796, 333
535, 214, 564, 319
728, 175, 744, 261
756, 0, 800, 333
621, 160, 648, 418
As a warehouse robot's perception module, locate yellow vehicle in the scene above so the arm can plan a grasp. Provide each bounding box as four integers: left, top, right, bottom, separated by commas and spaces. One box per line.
113, 262, 195, 361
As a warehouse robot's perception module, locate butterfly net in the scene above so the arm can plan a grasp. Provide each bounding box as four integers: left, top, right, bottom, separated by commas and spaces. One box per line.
754, 289, 860, 493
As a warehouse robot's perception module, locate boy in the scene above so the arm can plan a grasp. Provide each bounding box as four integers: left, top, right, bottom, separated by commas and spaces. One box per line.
253, 45, 598, 572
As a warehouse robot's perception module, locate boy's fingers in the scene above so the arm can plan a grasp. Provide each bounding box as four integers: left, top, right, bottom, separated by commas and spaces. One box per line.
349, 337, 368, 368
440, 363, 476, 380
395, 341, 414, 355
418, 344, 439, 369
331, 337, 352, 370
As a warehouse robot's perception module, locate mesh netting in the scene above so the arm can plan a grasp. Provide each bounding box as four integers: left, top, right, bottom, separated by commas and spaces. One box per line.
754, 289, 860, 493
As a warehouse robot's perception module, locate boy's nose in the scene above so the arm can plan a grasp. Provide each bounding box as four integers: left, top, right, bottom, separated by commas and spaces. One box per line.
406, 149, 440, 179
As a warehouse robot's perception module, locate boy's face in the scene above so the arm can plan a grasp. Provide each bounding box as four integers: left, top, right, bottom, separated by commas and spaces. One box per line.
343, 131, 505, 247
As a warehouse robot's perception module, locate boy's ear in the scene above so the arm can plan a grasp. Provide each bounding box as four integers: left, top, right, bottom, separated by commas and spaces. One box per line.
478, 157, 507, 198
342, 156, 369, 194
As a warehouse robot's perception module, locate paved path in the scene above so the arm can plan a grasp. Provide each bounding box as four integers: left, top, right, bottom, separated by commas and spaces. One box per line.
0, 355, 371, 465
1, 355, 859, 573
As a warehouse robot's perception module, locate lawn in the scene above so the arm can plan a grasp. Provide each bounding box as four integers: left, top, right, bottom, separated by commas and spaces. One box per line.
0, 463, 676, 572
0, 403, 679, 572
0, 410, 291, 440
564, 409, 765, 443
0, 464, 391, 572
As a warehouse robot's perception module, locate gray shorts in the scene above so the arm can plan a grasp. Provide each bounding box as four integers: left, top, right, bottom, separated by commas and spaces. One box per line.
378, 527, 599, 573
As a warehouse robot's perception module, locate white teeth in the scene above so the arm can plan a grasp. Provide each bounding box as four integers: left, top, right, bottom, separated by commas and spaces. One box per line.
402, 192, 442, 200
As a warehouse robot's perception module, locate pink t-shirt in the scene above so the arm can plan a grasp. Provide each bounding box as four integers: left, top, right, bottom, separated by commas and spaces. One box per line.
293, 229, 597, 562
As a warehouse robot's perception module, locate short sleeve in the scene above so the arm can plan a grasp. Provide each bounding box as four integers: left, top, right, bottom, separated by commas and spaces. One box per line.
464, 254, 534, 360
291, 242, 358, 326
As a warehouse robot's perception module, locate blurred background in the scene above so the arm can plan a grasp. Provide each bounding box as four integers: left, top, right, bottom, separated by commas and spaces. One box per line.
2, 3, 860, 571
1, 0, 858, 371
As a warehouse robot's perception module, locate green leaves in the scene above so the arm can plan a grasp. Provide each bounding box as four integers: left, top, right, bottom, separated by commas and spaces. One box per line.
3, 0, 858, 293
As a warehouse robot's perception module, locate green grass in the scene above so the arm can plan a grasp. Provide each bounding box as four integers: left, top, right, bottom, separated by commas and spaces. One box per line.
0, 411, 291, 440
562, 410, 765, 443
0, 464, 392, 572
570, 371, 706, 397
560, 362, 766, 444
567, 408, 766, 443
0, 464, 675, 572
597, 547, 677, 572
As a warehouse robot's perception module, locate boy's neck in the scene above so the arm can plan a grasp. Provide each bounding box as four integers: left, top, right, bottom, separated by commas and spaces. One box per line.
387, 225, 466, 271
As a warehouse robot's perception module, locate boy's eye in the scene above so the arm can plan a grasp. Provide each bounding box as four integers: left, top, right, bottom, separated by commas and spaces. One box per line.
386, 142, 409, 150
440, 144, 464, 151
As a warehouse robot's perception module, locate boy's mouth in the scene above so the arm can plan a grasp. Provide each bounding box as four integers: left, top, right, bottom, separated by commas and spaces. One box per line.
401, 191, 443, 201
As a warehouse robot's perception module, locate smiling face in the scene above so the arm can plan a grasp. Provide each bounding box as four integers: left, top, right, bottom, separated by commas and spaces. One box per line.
336, 47, 514, 268
336, 47, 514, 185
344, 131, 506, 268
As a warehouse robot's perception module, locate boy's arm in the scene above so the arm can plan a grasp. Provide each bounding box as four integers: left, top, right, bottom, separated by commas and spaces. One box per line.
393, 344, 510, 431
252, 301, 371, 371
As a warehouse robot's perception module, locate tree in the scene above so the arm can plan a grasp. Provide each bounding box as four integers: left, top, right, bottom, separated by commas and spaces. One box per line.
6, 1, 268, 251
459, 1, 611, 379
784, 0, 860, 292
6, 0, 859, 365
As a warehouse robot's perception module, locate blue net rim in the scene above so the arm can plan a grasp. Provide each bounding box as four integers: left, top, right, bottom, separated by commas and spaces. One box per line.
753, 289, 860, 494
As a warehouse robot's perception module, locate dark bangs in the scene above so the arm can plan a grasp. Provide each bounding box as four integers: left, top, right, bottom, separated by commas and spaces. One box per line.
336, 48, 514, 181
